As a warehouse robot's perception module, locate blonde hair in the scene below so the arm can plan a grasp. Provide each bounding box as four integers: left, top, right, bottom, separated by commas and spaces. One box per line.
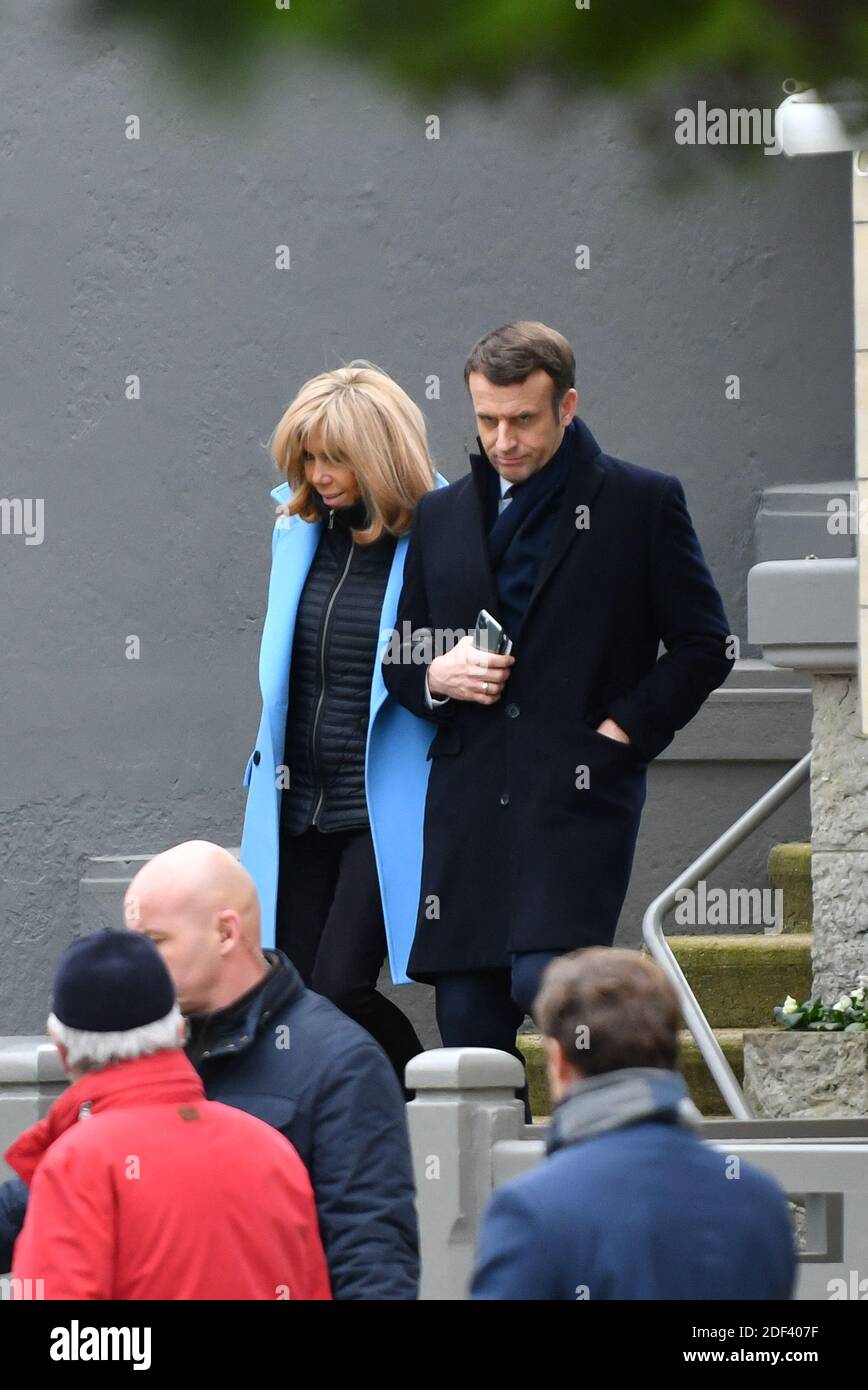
269, 362, 436, 543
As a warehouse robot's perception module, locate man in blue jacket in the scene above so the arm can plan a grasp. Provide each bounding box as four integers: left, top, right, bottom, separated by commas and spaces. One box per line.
0, 841, 418, 1300
471, 949, 797, 1301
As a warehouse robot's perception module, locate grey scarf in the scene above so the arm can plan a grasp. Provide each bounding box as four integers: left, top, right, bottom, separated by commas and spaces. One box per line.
545, 1067, 702, 1156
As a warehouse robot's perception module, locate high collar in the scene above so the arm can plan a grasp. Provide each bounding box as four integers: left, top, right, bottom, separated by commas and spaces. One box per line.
4, 1049, 203, 1185
545, 1067, 702, 1156
470, 416, 601, 505
310, 487, 371, 532
184, 949, 305, 1065
457, 414, 609, 633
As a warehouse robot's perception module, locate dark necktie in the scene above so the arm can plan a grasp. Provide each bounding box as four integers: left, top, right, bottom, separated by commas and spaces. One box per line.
498, 483, 516, 515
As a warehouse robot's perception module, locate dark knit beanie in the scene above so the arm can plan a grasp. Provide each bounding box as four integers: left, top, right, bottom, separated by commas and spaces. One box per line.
52, 929, 176, 1032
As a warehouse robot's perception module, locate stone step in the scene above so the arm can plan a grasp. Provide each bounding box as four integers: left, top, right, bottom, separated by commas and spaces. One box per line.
665, 932, 812, 1029
678, 1028, 744, 1117
767, 842, 812, 934
518, 1028, 744, 1119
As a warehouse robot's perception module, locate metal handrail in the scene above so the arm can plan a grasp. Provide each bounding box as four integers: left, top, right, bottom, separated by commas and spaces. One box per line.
642, 751, 812, 1120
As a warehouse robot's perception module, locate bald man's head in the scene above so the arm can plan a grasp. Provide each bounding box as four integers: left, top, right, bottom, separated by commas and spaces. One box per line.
124, 841, 267, 1014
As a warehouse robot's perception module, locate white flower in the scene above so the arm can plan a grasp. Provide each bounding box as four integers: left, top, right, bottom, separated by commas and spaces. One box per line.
781, 996, 800, 1015
851, 985, 866, 1005
833, 994, 854, 1014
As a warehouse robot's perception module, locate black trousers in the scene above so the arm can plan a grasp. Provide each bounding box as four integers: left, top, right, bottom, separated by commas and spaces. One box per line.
434, 952, 561, 1123
275, 824, 423, 1089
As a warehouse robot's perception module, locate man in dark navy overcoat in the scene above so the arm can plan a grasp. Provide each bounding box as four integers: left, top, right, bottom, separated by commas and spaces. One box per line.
383, 321, 734, 1073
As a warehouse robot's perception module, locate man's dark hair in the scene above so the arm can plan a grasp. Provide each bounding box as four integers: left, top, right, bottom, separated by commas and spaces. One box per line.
536, 948, 681, 1077
464, 321, 576, 411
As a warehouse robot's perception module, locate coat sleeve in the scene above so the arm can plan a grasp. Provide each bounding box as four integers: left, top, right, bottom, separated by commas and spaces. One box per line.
0, 1176, 28, 1273
291, 1165, 334, 1301
470, 1184, 561, 1300
12, 1144, 114, 1299
382, 498, 456, 724
605, 476, 735, 761
307, 1039, 419, 1300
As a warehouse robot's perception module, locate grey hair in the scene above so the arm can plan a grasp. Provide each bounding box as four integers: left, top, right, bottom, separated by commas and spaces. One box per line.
47, 1005, 185, 1073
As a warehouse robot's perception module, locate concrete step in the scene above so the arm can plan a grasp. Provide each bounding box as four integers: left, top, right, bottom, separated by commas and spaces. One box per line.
518, 1028, 744, 1119
767, 842, 812, 933
665, 932, 812, 1029
518, 844, 812, 1119
678, 1028, 744, 1117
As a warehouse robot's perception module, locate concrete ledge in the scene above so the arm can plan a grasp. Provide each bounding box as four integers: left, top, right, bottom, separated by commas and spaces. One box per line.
744, 1028, 868, 1119
754, 481, 858, 564
0, 1036, 65, 1085
748, 557, 857, 673
0, 1036, 67, 1183
406, 1046, 525, 1092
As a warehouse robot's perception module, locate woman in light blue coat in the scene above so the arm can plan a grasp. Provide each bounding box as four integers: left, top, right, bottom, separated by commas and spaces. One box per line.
240, 363, 446, 1083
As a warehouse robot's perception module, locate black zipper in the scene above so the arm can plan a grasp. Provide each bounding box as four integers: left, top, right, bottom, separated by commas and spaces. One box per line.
310, 517, 354, 826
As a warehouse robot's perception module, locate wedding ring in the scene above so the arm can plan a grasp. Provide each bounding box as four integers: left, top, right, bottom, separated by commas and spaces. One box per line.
483, 681, 490, 693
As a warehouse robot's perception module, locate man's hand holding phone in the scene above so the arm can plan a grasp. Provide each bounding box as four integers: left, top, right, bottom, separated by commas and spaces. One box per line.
428, 630, 515, 705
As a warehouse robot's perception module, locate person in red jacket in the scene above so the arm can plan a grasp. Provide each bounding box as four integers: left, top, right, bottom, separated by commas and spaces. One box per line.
6, 928, 331, 1301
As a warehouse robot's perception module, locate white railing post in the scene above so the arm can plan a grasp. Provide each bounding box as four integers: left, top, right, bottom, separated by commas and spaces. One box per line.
405, 1047, 525, 1301
0, 1036, 67, 1185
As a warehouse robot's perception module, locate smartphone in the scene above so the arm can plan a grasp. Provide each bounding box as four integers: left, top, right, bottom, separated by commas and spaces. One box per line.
474, 608, 513, 655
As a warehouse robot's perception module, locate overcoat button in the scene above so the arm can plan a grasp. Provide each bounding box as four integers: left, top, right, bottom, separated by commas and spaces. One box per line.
500, 792, 510, 806
506, 703, 520, 718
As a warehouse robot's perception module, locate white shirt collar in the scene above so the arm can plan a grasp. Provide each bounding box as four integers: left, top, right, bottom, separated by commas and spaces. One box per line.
498, 473, 511, 496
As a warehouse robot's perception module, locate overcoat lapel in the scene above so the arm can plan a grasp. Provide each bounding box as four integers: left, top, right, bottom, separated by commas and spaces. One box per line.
451, 458, 500, 618
523, 444, 607, 625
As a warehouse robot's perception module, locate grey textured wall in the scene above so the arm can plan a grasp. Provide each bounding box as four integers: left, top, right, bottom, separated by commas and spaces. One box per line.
0, 1, 850, 1028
